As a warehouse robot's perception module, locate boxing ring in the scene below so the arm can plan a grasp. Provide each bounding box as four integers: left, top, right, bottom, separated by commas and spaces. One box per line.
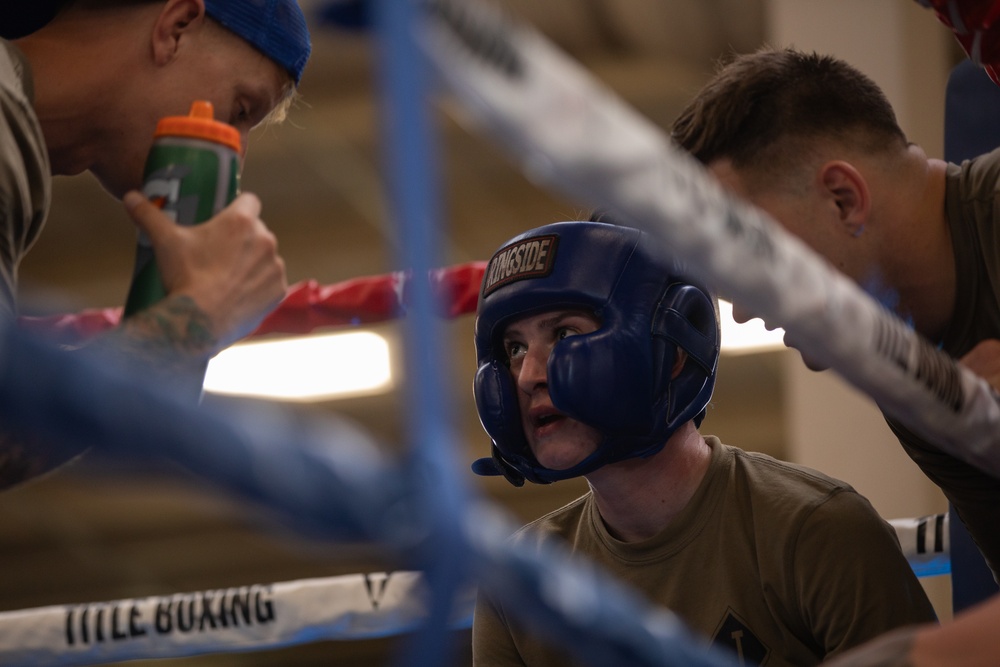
0, 0, 995, 665
0, 511, 950, 666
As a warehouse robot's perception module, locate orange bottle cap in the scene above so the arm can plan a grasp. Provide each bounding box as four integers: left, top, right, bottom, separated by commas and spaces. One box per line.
153, 101, 241, 153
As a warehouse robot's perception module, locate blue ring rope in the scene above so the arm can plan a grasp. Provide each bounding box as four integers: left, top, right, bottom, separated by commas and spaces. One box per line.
373, 0, 472, 665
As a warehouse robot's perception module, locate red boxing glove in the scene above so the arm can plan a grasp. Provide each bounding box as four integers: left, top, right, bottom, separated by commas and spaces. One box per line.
917, 0, 1000, 83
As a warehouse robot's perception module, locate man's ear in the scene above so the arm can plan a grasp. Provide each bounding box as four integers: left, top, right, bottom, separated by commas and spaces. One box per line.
150, 0, 207, 65
818, 160, 870, 237
671, 350, 688, 379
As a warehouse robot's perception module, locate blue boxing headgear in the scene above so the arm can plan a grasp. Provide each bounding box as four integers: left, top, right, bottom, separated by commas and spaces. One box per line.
472, 221, 720, 486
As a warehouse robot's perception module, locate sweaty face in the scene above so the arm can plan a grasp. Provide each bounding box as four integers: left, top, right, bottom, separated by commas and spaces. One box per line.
502, 309, 604, 471
99, 19, 292, 198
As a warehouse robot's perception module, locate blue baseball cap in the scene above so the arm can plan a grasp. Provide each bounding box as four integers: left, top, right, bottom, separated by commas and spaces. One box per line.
205, 0, 311, 85
0, 0, 311, 84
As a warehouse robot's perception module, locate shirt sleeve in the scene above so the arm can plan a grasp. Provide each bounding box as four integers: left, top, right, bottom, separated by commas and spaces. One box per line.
792, 489, 939, 659
889, 417, 1000, 581
0, 40, 50, 320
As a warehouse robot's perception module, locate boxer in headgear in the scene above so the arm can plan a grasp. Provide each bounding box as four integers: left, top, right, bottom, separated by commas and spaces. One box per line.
472, 219, 718, 486
470, 220, 935, 667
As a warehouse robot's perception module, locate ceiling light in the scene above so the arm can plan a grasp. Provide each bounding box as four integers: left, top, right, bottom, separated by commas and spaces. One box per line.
204, 331, 393, 401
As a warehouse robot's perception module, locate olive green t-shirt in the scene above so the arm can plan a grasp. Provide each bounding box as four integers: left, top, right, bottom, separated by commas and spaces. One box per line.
886, 147, 1000, 581
473, 438, 935, 666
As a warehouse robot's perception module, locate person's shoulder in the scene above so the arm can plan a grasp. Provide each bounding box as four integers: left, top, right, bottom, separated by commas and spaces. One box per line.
722, 444, 864, 520
727, 444, 853, 492
0, 39, 37, 110
968, 145, 1000, 167
721, 444, 887, 535
0, 41, 23, 89
954, 146, 1000, 192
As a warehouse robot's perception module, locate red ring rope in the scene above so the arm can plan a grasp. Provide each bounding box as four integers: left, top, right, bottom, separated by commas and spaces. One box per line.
17, 262, 488, 347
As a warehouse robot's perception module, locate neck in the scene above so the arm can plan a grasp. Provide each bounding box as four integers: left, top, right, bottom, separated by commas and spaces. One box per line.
879, 147, 954, 341
14, 8, 142, 177
585, 423, 712, 542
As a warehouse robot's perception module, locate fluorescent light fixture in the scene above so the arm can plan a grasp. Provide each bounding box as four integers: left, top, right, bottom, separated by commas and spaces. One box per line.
204, 331, 393, 401
203, 302, 779, 402
719, 300, 786, 355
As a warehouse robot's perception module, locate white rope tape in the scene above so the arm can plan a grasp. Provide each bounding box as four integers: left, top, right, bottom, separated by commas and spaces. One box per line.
418, 0, 1000, 477
0, 515, 947, 666
892, 513, 951, 578
0, 571, 475, 667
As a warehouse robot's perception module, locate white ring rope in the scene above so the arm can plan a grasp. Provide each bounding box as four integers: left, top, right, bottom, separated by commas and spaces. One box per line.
892, 513, 951, 578
418, 0, 1000, 478
0, 571, 473, 667
0, 514, 948, 666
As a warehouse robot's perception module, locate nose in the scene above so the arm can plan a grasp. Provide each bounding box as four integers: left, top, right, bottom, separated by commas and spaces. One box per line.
731, 303, 781, 331
515, 345, 549, 395
731, 303, 753, 325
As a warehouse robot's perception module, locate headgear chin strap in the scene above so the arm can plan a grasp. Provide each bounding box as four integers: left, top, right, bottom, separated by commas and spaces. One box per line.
472, 221, 720, 485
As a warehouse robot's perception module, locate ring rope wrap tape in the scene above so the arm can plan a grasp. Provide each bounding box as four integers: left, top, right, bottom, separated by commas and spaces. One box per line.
0, 571, 475, 667
417, 0, 1000, 478
0, 515, 946, 667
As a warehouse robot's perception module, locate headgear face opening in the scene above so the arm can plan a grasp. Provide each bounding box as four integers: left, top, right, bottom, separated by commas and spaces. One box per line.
472, 221, 720, 486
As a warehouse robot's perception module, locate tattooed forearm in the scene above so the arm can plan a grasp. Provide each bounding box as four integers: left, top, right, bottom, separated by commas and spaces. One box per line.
0, 432, 85, 491
0, 436, 45, 489
115, 295, 218, 358
0, 297, 218, 489
93, 295, 218, 402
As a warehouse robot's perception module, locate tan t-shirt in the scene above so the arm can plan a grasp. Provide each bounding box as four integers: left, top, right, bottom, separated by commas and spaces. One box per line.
0, 39, 50, 320
473, 438, 936, 666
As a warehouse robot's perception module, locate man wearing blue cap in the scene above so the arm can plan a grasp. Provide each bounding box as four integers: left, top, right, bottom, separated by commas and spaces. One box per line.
0, 0, 311, 487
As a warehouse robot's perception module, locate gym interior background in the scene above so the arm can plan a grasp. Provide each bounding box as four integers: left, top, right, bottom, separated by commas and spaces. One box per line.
1, 0, 966, 664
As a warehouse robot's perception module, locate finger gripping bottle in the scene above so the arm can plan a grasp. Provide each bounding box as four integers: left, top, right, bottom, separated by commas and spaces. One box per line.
123, 100, 241, 316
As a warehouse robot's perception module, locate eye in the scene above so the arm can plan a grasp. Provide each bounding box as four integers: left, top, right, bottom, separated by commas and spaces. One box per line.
555, 326, 579, 341
505, 340, 526, 362
230, 103, 252, 127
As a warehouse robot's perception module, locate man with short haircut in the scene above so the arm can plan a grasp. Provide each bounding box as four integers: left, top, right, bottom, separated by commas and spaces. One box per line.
671, 46, 1000, 585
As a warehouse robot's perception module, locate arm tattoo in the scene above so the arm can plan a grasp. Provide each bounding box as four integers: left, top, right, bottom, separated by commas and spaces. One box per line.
0, 434, 45, 490
0, 297, 217, 489
117, 295, 218, 358
94, 295, 219, 402
0, 431, 83, 491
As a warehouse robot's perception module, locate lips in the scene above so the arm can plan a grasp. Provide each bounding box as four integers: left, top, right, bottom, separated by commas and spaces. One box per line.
527, 406, 566, 436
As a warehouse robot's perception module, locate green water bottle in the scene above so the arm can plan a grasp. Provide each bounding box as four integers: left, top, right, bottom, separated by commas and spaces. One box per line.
123, 100, 241, 316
